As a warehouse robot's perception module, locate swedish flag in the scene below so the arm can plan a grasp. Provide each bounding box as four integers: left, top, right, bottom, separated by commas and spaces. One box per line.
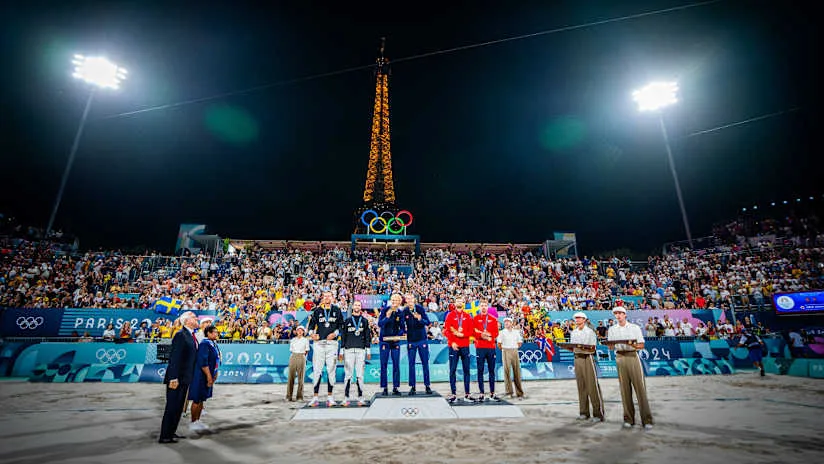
465, 300, 481, 317
228, 303, 239, 315
153, 297, 182, 316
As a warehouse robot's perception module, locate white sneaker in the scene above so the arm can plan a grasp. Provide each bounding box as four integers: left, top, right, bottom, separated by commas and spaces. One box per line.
189, 421, 207, 432
577, 415, 589, 421
308, 397, 319, 407
622, 422, 633, 429
326, 398, 337, 407
644, 424, 654, 431
461, 395, 475, 403
201, 409, 208, 416
342, 399, 351, 407
357, 397, 366, 406
591, 417, 604, 423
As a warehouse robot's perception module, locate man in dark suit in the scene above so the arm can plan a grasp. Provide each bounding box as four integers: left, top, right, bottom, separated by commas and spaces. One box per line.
159, 311, 199, 444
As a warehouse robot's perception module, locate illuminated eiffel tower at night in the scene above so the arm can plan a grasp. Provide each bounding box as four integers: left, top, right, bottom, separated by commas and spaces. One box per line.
353, 39, 413, 238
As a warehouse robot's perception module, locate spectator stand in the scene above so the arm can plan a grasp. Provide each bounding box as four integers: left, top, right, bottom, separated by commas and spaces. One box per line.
350, 233, 421, 255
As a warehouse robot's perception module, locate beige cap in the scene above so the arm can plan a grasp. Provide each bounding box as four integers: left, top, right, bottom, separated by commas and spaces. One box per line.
611, 306, 626, 314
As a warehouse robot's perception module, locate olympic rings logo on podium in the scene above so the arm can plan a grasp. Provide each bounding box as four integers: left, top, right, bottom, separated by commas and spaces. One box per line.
360, 209, 413, 234
400, 407, 420, 417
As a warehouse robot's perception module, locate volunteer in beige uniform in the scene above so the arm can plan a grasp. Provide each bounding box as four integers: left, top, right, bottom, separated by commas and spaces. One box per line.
568, 312, 604, 422
497, 317, 524, 399
607, 306, 653, 430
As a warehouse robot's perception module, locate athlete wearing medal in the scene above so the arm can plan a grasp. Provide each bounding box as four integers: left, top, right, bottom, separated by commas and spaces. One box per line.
306, 291, 344, 407
378, 293, 405, 396
473, 298, 500, 402
340, 300, 372, 406
444, 296, 475, 403
403, 293, 432, 395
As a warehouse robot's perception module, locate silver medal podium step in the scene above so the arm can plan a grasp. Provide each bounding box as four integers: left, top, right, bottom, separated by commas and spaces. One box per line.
292, 391, 523, 421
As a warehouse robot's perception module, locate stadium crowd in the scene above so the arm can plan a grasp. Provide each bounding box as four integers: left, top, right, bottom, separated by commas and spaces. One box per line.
2, 212, 823, 342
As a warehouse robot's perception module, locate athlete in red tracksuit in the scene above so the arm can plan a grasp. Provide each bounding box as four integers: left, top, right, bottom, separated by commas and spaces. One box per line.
473, 300, 500, 401
444, 297, 475, 403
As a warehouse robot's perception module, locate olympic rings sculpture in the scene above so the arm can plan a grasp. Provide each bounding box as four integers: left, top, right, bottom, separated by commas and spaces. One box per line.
360, 209, 413, 234
400, 407, 420, 417
16, 316, 44, 330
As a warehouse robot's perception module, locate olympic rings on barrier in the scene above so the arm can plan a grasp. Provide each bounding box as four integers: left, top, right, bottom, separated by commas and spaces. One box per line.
96, 348, 127, 364
400, 407, 420, 417
16, 316, 44, 330
360, 209, 414, 234
519, 349, 544, 363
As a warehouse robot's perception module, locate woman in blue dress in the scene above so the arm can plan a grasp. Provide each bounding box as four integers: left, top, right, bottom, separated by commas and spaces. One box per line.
188, 325, 220, 432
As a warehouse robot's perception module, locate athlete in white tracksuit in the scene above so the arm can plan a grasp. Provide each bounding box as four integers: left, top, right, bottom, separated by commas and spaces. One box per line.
340, 301, 372, 406
306, 291, 345, 407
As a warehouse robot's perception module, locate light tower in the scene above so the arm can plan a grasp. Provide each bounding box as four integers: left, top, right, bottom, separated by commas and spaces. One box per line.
633, 81, 693, 249
45, 55, 127, 238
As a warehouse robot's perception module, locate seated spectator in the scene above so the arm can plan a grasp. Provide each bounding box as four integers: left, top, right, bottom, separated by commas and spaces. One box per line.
102, 323, 116, 341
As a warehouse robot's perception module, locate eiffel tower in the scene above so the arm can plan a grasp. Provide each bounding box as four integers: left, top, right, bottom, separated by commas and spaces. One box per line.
354, 38, 411, 235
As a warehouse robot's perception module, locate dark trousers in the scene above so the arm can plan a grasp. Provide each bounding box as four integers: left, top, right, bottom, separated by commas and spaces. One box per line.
476, 347, 496, 394
159, 383, 188, 439
407, 340, 431, 387
379, 341, 400, 389
448, 346, 471, 395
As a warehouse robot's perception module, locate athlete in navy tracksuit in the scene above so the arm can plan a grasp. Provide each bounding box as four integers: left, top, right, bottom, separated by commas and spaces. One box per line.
403, 293, 433, 395
378, 294, 405, 396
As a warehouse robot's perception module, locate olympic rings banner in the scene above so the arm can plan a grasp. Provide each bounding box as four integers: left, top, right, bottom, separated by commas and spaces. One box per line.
1, 308, 64, 338
4, 339, 741, 383
359, 209, 414, 235
0, 307, 726, 338
0, 308, 219, 338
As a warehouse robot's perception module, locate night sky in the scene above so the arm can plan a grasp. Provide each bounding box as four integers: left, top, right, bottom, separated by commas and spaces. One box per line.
1, 0, 818, 254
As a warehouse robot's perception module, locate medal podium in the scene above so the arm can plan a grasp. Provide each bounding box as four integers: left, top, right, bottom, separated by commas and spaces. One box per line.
292, 391, 524, 421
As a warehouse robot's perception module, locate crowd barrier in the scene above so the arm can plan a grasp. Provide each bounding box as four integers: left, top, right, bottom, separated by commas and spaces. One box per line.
763, 357, 824, 378
1, 307, 727, 338
3, 336, 789, 384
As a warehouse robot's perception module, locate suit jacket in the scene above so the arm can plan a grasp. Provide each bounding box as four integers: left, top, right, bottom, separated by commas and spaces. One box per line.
163, 328, 197, 385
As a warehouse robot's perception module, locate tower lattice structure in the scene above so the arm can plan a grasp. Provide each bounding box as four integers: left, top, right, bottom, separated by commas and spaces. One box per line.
354, 38, 402, 234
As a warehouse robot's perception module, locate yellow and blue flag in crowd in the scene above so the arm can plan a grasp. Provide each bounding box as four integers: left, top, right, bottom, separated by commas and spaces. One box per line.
464, 300, 499, 319
464, 300, 481, 317
153, 297, 182, 316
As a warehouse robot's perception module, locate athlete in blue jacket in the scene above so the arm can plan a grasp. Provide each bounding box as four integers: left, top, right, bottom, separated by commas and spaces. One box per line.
378, 293, 405, 396
403, 293, 433, 395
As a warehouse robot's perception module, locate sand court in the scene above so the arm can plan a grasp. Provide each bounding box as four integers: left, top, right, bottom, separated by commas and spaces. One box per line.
0, 373, 822, 464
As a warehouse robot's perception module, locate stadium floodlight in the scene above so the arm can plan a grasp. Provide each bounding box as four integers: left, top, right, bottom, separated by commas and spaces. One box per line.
72, 55, 127, 89
633, 81, 678, 112
633, 80, 693, 249
45, 54, 128, 238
